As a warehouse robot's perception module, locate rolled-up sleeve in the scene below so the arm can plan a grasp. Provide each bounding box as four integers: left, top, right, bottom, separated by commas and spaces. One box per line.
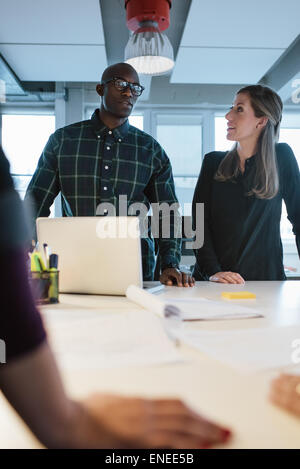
25, 132, 60, 236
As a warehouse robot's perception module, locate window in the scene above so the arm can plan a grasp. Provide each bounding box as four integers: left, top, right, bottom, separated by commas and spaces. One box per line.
128, 115, 143, 130
1, 114, 55, 199
215, 115, 231, 151
279, 128, 300, 165
279, 126, 300, 242
85, 107, 144, 131
156, 114, 202, 214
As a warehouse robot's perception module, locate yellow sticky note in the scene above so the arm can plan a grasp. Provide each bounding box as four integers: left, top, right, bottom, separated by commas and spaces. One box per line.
221, 291, 256, 299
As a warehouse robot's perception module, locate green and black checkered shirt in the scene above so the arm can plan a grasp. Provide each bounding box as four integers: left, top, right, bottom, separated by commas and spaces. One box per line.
25, 109, 181, 280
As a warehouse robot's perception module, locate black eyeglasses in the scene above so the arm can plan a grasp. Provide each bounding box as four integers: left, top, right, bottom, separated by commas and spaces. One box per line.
101, 77, 145, 97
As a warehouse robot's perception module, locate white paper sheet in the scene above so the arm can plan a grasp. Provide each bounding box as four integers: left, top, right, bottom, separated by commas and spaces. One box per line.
174, 325, 300, 373
43, 308, 183, 370
126, 285, 262, 321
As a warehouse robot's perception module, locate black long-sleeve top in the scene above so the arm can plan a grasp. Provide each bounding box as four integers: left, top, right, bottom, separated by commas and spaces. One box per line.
192, 143, 300, 280
0, 147, 46, 362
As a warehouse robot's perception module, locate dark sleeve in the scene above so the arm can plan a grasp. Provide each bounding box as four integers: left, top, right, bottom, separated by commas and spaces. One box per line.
192, 154, 222, 279
0, 248, 47, 362
0, 146, 46, 363
278, 143, 300, 257
0, 149, 14, 192
0, 146, 29, 247
144, 142, 182, 269
24, 132, 60, 238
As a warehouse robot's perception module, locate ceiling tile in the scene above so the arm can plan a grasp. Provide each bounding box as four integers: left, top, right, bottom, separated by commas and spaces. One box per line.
0, 45, 107, 81
181, 0, 300, 48
0, 0, 104, 44
171, 47, 285, 84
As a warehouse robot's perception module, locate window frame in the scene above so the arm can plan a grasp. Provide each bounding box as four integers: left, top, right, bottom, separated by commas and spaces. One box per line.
0, 106, 56, 210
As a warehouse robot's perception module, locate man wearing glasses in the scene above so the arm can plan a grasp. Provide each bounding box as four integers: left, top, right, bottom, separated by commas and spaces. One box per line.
25, 63, 194, 286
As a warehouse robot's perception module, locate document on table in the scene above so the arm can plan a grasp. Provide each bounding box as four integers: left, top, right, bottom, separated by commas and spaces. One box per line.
173, 325, 300, 373
126, 285, 262, 321
43, 308, 183, 370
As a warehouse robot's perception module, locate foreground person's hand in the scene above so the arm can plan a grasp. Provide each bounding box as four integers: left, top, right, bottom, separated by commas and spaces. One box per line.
82, 394, 232, 448
269, 374, 300, 417
160, 268, 195, 287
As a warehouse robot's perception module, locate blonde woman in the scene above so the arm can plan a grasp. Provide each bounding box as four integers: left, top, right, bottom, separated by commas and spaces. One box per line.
192, 85, 300, 282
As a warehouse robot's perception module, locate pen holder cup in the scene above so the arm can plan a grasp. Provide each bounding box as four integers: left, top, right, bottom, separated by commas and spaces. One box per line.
30, 270, 59, 304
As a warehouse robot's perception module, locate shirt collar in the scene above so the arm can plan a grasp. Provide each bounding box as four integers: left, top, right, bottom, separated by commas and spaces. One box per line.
90, 109, 130, 141
245, 153, 257, 168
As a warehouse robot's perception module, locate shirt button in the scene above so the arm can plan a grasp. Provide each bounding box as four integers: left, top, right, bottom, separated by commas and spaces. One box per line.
108, 131, 112, 135
104, 165, 109, 170
118, 138, 122, 142
97, 135, 100, 139
103, 186, 108, 191
106, 146, 110, 150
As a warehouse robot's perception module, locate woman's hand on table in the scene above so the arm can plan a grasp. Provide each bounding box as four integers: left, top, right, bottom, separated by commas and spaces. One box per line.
209, 271, 245, 284
269, 374, 300, 417
82, 394, 232, 448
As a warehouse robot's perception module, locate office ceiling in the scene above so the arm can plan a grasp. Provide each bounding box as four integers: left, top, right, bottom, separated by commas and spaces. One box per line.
0, 0, 300, 105
172, 0, 299, 83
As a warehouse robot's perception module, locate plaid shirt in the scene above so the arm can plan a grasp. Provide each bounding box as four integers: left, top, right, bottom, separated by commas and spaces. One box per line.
25, 109, 181, 280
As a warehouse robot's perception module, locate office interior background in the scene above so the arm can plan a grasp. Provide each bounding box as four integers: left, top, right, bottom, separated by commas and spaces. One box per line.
0, 0, 299, 273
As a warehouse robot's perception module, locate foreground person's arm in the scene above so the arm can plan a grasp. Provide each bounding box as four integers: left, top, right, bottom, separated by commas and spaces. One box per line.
0, 342, 231, 448
0, 245, 230, 449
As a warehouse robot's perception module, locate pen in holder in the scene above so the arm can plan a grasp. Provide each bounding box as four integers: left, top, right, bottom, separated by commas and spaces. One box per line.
48, 254, 59, 303
30, 270, 59, 304
29, 250, 59, 304
48, 268, 59, 303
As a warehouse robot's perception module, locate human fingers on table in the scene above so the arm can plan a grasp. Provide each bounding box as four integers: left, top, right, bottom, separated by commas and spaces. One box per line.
220, 272, 244, 284
231, 272, 245, 284
209, 273, 228, 283
83, 394, 232, 449
222, 272, 245, 284
269, 374, 300, 416
181, 272, 195, 287
143, 432, 222, 449
210, 272, 237, 283
271, 374, 300, 393
159, 268, 182, 287
188, 275, 196, 287
144, 399, 232, 447
153, 399, 232, 442
160, 269, 195, 287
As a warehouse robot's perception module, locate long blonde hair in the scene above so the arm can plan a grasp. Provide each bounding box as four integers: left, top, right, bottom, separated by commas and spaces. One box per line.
215, 85, 282, 199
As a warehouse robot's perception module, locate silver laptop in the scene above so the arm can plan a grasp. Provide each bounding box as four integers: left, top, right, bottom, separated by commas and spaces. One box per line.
36, 217, 143, 295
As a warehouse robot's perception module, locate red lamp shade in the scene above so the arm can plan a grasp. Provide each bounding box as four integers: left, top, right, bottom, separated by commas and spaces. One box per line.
124, 0, 174, 76
125, 0, 172, 32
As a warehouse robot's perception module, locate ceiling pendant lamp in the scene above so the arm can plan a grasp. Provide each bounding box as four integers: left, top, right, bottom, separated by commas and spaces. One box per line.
124, 0, 174, 76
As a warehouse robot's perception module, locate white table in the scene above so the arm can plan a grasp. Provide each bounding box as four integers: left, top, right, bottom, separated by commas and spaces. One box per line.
1, 281, 300, 449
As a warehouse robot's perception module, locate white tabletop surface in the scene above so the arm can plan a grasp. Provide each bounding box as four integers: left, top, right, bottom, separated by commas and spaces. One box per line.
1, 281, 300, 449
